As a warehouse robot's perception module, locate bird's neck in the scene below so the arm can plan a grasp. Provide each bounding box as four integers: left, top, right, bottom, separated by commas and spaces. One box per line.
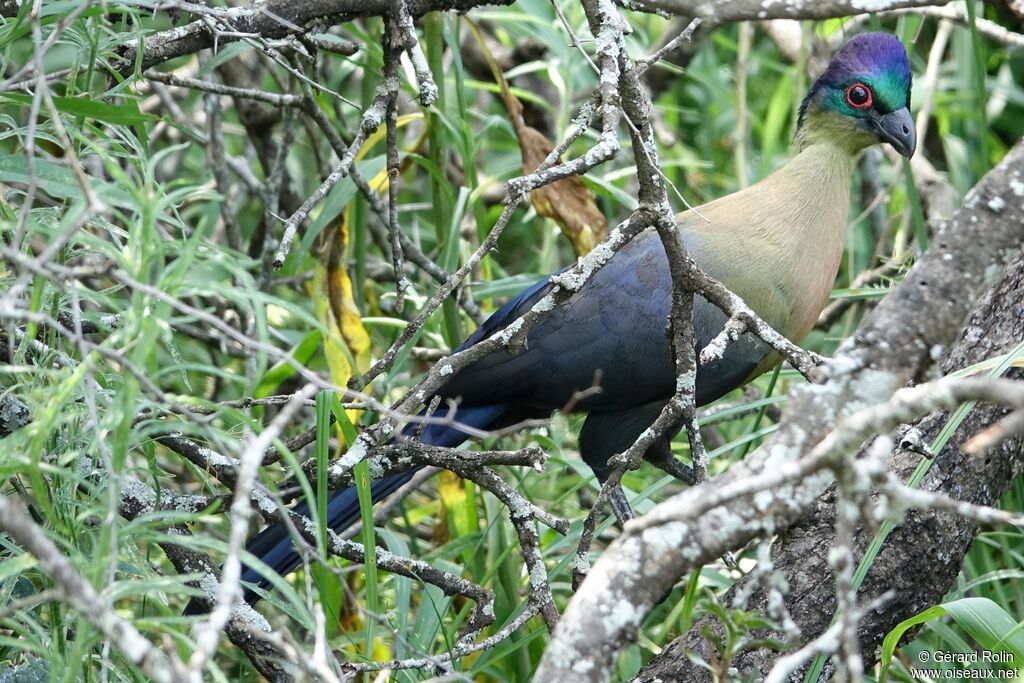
734, 138, 859, 246
687, 138, 859, 341
795, 108, 876, 156
772, 139, 860, 213
758, 140, 860, 338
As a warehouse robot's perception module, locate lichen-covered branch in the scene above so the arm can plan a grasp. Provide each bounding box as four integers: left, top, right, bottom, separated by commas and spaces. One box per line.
628, 0, 953, 22
113, 0, 517, 75
533, 138, 1024, 683
0, 496, 190, 683
637, 251, 1024, 682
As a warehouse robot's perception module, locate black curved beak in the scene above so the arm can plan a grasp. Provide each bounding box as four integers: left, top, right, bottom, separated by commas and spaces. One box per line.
870, 107, 916, 158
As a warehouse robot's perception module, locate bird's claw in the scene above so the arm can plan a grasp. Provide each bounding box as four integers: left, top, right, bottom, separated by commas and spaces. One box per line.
608, 484, 635, 526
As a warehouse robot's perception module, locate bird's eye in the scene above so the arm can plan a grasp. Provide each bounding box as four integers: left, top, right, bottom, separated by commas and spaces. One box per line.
845, 83, 873, 109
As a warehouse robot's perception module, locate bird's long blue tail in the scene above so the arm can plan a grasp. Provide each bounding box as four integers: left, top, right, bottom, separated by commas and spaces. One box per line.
185, 404, 506, 613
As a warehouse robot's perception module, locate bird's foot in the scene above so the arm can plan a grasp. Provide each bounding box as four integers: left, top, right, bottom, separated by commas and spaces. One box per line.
721, 551, 739, 571
648, 451, 695, 486
608, 484, 635, 526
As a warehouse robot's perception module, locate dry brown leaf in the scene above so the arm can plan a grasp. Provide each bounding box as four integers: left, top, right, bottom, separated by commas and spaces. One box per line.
467, 20, 606, 255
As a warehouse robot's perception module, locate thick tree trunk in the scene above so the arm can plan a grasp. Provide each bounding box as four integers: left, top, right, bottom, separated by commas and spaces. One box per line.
537, 138, 1024, 683
634, 235, 1024, 681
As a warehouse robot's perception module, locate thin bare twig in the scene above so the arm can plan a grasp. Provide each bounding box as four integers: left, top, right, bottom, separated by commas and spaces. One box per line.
0, 497, 190, 683
274, 78, 395, 267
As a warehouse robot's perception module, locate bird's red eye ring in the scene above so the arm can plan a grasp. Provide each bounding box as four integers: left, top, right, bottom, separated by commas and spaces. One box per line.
845, 83, 873, 109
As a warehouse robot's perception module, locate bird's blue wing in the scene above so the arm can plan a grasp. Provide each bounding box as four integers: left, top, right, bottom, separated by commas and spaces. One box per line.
454, 274, 557, 352
440, 231, 675, 412
440, 228, 772, 413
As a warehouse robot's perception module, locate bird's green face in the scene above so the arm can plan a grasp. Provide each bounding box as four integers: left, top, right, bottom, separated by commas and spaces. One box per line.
799, 33, 916, 158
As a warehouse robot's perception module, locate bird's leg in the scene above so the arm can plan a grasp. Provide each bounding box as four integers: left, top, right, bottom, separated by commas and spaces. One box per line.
642, 438, 740, 572
607, 484, 635, 526
644, 438, 695, 485
721, 551, 739, 571
643, 437, 740, 569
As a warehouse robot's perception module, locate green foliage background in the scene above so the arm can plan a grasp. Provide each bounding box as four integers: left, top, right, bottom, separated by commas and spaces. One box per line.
1, 1, 1023, 680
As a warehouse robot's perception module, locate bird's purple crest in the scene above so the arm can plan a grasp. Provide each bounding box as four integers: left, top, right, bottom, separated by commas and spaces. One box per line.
799, 32, 912, 127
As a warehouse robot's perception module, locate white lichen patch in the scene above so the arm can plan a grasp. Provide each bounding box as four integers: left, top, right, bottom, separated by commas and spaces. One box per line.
119, 478, 156, 513
531, 294, 556, 314
75, 456, 98, 478
173, 494, 210, 512
753, 489, 775, 512
250, 489, 277, 516
337, 438, 368, 470
367, 459, 385, 480
529, 561, 548, 588
229, 597, 272, 633
496, 317, 524, 342
206, 450, 240, 469
640, 521, 692, 561
602, 599, 644, 635
196, 573, 221, 601
988, 196, 1006, 212
573, 552, 590, 575
850, 0, 908, 9
507, 496, 532, 520
849, 368, 899, 408
418, 82, 439, 106
699, 334, 729, 365
572, 658, 595, 674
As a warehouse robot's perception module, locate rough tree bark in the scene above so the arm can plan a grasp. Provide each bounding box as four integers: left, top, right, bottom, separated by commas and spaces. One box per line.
636, 250, 1024, 681
534, 139, 1024, 683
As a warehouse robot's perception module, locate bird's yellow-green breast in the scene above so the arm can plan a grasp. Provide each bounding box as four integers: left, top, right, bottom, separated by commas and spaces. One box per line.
678, 138, 858, 344
676, 32, 915, 349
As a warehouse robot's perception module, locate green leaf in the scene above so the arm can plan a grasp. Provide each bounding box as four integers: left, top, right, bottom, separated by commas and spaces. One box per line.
879, 597, 1024, 681
469, 273, 545, 301
2, 94, 154, 125
0, 553, 37, 582
0, 154, 135, 209
253, 330, 322, 398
